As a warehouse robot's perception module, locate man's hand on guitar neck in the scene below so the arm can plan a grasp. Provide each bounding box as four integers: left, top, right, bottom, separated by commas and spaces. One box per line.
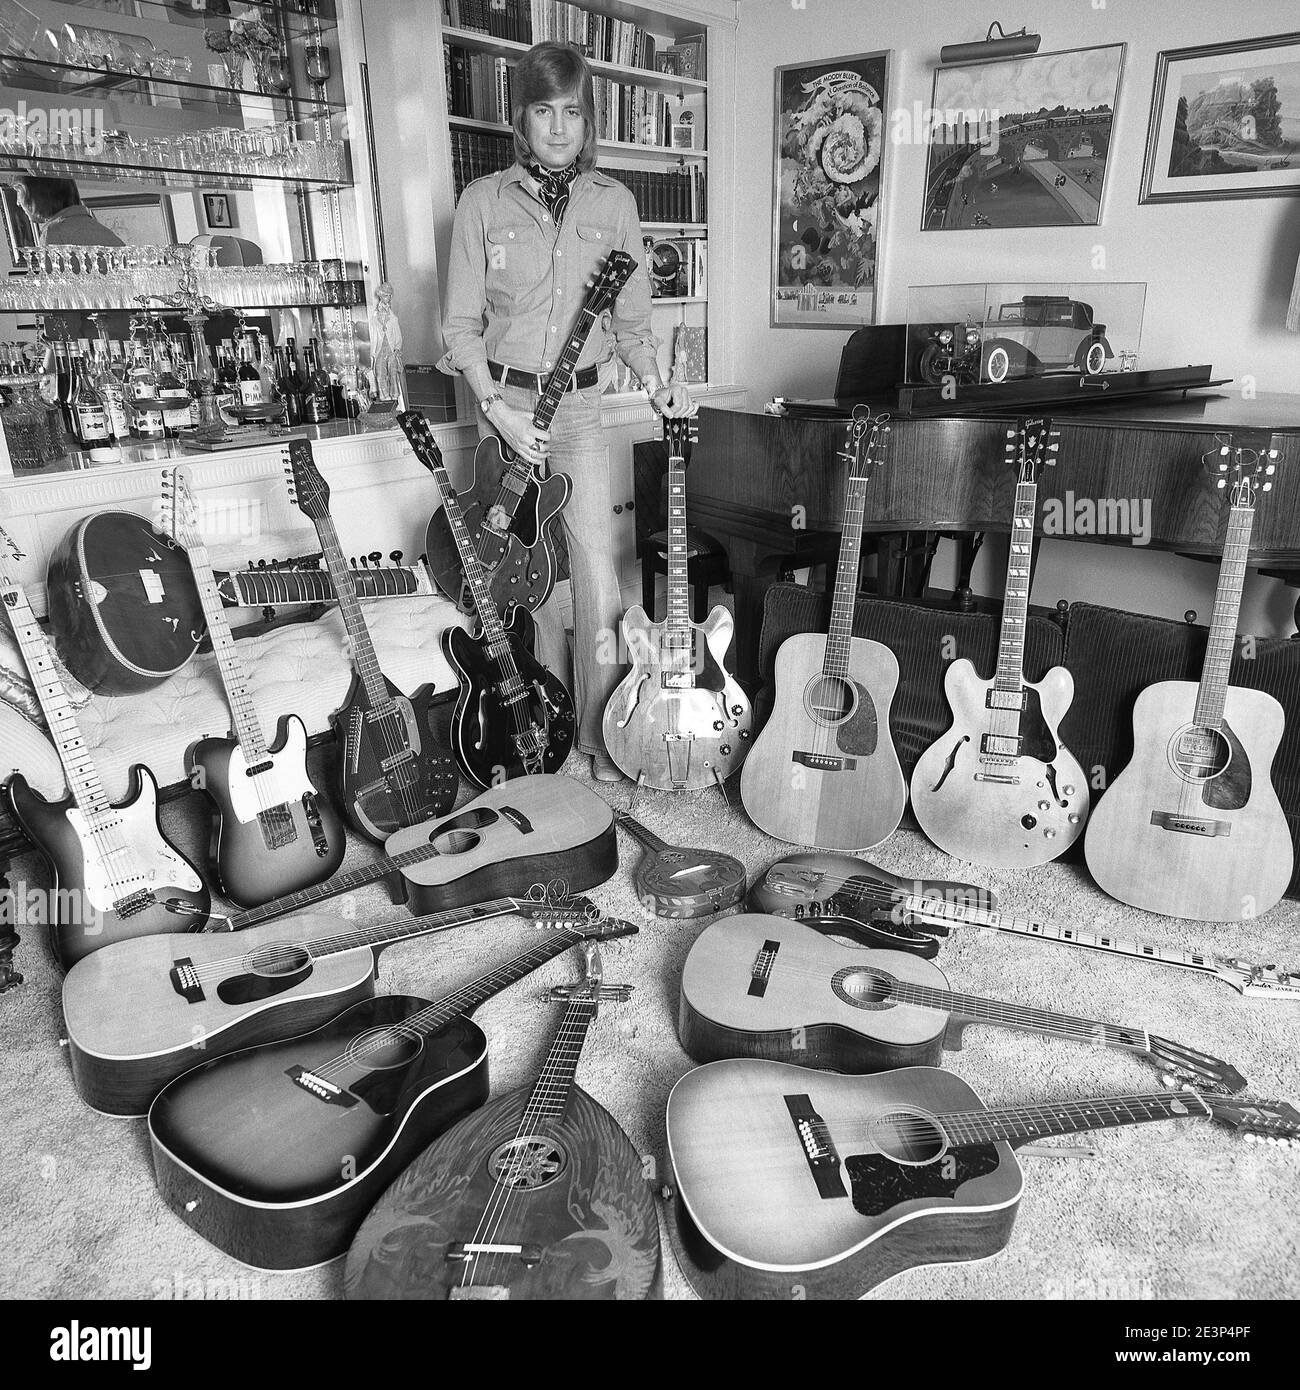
485, 399, 551, 466
649, 381, 696, 418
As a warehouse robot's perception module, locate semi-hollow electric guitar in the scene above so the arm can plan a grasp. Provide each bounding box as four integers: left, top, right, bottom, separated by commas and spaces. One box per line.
741, 412, 905, 849
614, 810, 745, 918
422, 250, 635, 619
1085, 445, 1293, 921
0, 523, 208, 970
910, 418, 1089, 867
149, 908, 637, 1271
285, 438, 461, 839
345, 939, 659, 1300
666, 1059, 1300, 1300
603, 416, 753, 791
678, 913, 1246, 1091
399, 410, 575, 786
162, 468, 346, 908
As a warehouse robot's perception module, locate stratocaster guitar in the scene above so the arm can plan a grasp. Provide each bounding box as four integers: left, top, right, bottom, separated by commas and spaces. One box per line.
398, 409, 575, 786
603, 416, 753, 791
615, 810, 746, 918
0, 522, 208, 970
162, 467, 346, 908
1085, 444, 1293, 921
678, 913, 1246, 1091
149, 907, 637, 1271
910, 418, 1089, 867
345, 939, 659, 1300
740, 411, 905, 849
666, 1059, 1300, 1300
750, 851, 1300, 1001
284, 438, 461, 840
422, 250, 635, 619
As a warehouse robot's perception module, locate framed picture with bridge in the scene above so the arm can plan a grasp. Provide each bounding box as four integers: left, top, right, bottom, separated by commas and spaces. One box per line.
921, 43, 1125, 231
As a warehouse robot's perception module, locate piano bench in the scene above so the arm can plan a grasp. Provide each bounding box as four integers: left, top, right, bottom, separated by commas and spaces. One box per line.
641, 526, 732, 622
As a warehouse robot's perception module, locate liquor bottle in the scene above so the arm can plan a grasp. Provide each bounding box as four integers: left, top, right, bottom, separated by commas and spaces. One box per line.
256, 333, 277, 403
55, 338, 75, 433
126, 336, 158, 403
92, 340, 130, 446
236, 335, 264, 407
156, 339, 191, 438
71, 347, 121, 464
212, 345, 238, 416
273, 345, 302, 425
302, 341, 333, 423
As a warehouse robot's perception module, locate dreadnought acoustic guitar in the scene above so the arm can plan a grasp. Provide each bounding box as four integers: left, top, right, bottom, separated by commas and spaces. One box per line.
1086, 445, 1293, 922
0, 522, 208, 970
666, 1058, 1300, 1300
285, 438, 461, 840
421, 250, 635, 619
910, 418, 1089, 867
345, 939, 660, 1300
741, 412, 905, 850
603, 416, 753, 791
162, 467, 346, 908
678, 913, 1246, 1092
149, 906, 636, 1271
615, 810, 746, 918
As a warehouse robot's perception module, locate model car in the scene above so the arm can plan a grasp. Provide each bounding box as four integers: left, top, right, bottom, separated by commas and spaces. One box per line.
915, 319, 983, 385
978, 295, 1112, 382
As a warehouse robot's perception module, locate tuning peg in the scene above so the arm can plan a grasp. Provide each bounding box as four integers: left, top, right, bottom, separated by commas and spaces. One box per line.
350, 555, 360, 568
390, 550, 402, 564
369, 551, 383, 566
1216, 479, 1226, 489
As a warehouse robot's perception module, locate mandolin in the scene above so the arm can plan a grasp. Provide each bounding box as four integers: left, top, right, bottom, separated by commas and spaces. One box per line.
666, 1058, 1300, 1300
615, 810, 745, 918
603, 416, 753, 791
741, 412, 906, 850
149, 906, 637, 1271
398, 410, 575, 786
345, 939, 659, 1300
1085, 444, 1293, 921
910, 418, 1089, 867
284, 438, 461, 840
0, 522, 208, 970
750, 851, 1300, 1001
678, 913, 1246, 1091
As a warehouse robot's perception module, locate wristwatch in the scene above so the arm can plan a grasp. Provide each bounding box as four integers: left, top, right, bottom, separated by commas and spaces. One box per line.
642, 378, 664, 400
478, 391, 504, 416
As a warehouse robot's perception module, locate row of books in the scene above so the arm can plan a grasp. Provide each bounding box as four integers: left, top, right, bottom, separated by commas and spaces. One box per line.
594, 78, 685, 147
446, 47, 514, 124
444, 0, 666, 72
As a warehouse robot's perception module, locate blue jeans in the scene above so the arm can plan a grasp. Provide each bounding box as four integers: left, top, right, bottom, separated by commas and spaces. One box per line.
474, 381, 622, 757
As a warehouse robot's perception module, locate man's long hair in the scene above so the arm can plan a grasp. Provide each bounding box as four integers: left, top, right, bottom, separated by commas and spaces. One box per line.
511, 42, 598, 171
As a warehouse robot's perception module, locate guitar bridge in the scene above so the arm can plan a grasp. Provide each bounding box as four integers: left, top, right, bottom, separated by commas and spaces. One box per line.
749, 938, 781, 998
113, 889, 157, 919
1150, 811, 1231, 837
784, 1093, 846, 1199
169, 957, 204, 1003
793, 751, 856, 773
446, 1241, 543, 1267
664, 734, 695, 788
286, 1065, 358, 1108
257, 803, 299, 852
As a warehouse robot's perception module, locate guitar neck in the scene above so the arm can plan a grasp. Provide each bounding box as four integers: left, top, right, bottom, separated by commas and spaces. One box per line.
520, 996, 599, 1122
220, 564, 426, 609
1194, 501, 1255, 728
664, 454, 692, 636
308, 512, 393, 709
533, 305, 599, 432
994, 477, 1037, 691
824, 463, 872, 678
293, 896, 523, 958
615, 813, 670, 857
939, 1088, 1212, 1149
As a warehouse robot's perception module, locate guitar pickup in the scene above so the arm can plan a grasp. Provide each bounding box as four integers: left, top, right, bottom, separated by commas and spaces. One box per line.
749, 939, 781, 997
980, 734, 1021, 756
784, 1094, 846, 1199
1150, 812, 1231, 838
986, 689, 1026, 711
661, 672, 695, 690
169, 957, 204, 1003
286, 1065, 359, 1107
792, 751, 857, 772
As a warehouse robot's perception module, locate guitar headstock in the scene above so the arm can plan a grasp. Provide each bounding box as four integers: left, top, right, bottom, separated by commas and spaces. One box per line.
1148, 1036, 1247, 1095
516, 890, 638, 942
396, 409, 442, 477
586, 249, 637, 315
839, 408, 891, 482
1209, 441, 1278, 508
663, 414, 698, 465
159, 466, 203, 552
0, 513, 23, 591
1004, 416, 1061, 485
1213, 956, 1300, 1001
283, 438, 330, 522
1204, 1091, 1300, 1147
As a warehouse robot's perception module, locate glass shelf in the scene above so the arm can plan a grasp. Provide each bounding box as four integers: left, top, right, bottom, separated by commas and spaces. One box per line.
0, 150, 352, 194
3, 282, 365, 314
55, 0, 339, 40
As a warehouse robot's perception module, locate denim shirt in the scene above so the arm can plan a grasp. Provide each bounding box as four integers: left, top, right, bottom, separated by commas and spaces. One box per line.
438, 163, 660, 387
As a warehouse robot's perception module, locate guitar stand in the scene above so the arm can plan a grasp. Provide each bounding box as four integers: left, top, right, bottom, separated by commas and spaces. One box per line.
624, 771, 649, 821
711, 767, 731, 807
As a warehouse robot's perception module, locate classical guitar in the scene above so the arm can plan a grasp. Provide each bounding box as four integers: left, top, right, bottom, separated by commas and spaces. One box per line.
678, 913, 1246, 1091
345, 939, 659, 1300
422, 250, 635, 619
603, 416, 753, 791
149, 907, 637, 1271
1085, 445, 1293, 921
910, 418, 1089, 867
750, 851, 1300, 1001
398, 410, 575, 786
284, 438, 461, 840
0, 523, 208, 970
741, 411, 905, 849
614, 810, 745, 918
666, 1058, 1300, 1300
161, 467, 346, 908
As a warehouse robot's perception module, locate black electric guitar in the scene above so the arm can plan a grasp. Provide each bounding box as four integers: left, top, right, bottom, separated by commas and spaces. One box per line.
284, 439, 461, 840
422, 250, 636, 619
615, 810, 746, 918
162, 467, 346, 908
0, 522, 208, 969
398, 410, 575, 786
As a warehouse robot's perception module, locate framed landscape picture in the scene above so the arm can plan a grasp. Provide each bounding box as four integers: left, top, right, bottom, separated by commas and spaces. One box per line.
921, 43, 1125, 230
1141, 33, 1300, 202
772, 50, 890, 327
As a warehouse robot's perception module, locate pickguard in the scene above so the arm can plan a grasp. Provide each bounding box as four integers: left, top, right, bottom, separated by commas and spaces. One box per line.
836, 682, 878, 758
65, 803, 204, 907
1013, 686, 1057, 764
216, 965, 312, 1006
1202, 720, 1251, 812
222, 734, 315, 824
844, 1145, 1001, 1217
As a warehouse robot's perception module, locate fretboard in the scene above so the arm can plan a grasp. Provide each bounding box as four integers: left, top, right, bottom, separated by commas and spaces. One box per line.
994, 479, 1037, 690
219, 564, 424, 609
1193, 502, 1255, 729
520, 996, 598, 1122
420, 454, 510, 650
533, 305, 599, 431
825, 468, 871, 679
308, 512, 392, 711
615, 813, 670, 857
938, 1089, 1211, 1149
664, 455, 692, 635
290, 897, 523, 959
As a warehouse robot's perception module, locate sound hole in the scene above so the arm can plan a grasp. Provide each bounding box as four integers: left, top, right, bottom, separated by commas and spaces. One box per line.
245, 943, 312, 977
488, 1136, 568, 1190
1168, 724, 1230, 783
868, 1109, 947, 1166
831, 966, 896, 1011
430, 829, 482, 855
804, 675, 856, 725
344, 1027, 423, 1070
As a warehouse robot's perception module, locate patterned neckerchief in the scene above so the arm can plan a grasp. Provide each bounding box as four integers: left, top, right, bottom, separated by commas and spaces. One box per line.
526, 159, 581, 229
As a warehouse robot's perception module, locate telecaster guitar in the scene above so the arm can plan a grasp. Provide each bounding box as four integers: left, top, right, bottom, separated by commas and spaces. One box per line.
615, 810, 746, 918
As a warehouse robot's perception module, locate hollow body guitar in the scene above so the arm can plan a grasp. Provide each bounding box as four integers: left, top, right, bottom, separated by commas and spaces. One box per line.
1085, 446, 1292, 922
604, 417, 753, 791
910, 419, 1088, 868
615, 810, 746, 918
741, 414, 905, 849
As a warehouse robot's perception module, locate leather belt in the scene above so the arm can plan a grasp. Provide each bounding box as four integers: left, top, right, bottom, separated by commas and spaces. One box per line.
489, 361, 600, 393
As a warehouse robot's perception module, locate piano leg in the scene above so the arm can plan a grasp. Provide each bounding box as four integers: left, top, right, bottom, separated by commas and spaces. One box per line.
726, 538, 767, 691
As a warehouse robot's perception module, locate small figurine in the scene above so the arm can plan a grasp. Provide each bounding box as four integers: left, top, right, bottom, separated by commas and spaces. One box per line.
369, 281, 404, 406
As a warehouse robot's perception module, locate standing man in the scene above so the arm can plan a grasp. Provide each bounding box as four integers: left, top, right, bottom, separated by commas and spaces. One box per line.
439, 41, 694, 782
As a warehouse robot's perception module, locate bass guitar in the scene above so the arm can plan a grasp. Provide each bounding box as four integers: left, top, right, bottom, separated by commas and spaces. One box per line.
615, 810, 745, 918
398, 410, 575, 785
1085, 445, 1293, 921
284, 438, 461, 840
162, 467, 346, 907
666, 1058, 1300, 1300
149, 907, 637, 1271
0, 522, 208, 970
750, 851, 1300, 1001
678, 913, 1246, 1091
345, 939, 659, 1300
741, 412, 905, 849
603, 417, 753, 790
422, 250, 635, 619
910, 418, 1089, 867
